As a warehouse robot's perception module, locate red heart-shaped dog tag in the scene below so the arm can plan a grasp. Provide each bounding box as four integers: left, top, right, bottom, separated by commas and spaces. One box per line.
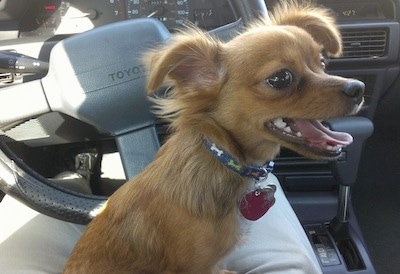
239, 187, 276, 221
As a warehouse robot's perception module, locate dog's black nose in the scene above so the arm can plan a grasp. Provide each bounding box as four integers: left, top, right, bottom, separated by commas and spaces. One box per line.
341, 80, 365, 103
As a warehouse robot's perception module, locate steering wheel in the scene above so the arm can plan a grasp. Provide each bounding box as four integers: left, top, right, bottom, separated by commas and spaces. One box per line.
0, 0, 268, 225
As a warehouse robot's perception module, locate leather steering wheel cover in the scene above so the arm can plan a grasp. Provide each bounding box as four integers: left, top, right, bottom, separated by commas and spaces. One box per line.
0, 140, 106, 224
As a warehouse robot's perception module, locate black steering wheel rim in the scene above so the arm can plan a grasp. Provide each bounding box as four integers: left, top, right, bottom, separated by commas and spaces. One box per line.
0, 139, 107, 224
0, 0, 269, 225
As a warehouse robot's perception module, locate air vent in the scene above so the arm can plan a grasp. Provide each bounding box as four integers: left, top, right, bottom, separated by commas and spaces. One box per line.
341, 29, 387, 58
273, 149, 336, 192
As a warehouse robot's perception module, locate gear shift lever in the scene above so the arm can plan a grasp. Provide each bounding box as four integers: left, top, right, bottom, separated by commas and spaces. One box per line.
305, 117, 374, 271
324, 117, 373, 269
325, 117, 373, 227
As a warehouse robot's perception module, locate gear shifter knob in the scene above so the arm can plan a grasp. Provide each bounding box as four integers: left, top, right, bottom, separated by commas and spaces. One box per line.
325, 116, 374, 186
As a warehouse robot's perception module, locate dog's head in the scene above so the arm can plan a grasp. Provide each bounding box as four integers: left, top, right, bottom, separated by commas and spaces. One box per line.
144, 2, 364, 162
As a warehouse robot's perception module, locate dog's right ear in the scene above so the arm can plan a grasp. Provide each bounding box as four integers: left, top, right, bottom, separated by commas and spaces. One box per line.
270, 1, 342, 56
144, 30, 224, 93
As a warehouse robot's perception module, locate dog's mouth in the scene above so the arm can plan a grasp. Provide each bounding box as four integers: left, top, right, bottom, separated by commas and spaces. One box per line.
266, 118, 353, 157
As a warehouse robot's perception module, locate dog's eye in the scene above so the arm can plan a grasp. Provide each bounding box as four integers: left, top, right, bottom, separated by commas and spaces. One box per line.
266, 69, 293, 89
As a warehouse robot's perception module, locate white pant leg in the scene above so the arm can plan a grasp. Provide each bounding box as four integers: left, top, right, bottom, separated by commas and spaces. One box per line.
0, 174, 321, 274
0, 195, 86, 274
220, 174, 322, 274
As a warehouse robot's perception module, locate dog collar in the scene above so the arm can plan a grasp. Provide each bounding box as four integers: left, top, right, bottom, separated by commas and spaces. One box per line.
203, 138, 276, 221
203, 138, 274, 181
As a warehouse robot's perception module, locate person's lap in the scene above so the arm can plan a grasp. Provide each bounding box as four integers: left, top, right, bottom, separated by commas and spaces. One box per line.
0, 174, 321, 273
219, 175, 322, 273
0, 195, 86, 273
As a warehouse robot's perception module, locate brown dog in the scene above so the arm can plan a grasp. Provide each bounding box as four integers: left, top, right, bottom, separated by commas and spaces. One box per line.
63, 2, 364, 273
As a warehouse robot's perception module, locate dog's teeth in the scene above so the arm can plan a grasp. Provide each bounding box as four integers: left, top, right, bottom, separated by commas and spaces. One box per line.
325, 144, 343, 151
296, 132, 302, 137
273, 118, 287, 129
284, 126, 292, 133
279, 122, 288, 129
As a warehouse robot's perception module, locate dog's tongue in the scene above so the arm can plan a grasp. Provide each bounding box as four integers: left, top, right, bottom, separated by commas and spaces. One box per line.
293, 119, 353, 146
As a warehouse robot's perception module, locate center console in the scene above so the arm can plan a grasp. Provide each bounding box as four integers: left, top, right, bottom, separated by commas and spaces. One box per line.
283, 117, 375, 273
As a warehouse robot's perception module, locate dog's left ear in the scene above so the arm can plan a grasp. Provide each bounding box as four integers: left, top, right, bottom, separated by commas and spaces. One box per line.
270, 3, 342, 56
144, 30, 224, 93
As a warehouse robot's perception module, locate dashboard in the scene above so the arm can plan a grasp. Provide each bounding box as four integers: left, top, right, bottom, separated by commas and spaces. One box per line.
0, 0, 237, 40
0, 0, 397, 41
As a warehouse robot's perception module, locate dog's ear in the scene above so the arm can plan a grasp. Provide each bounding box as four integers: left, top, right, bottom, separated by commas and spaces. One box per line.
270, 2, 342, 56
144, 30, 223, 93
